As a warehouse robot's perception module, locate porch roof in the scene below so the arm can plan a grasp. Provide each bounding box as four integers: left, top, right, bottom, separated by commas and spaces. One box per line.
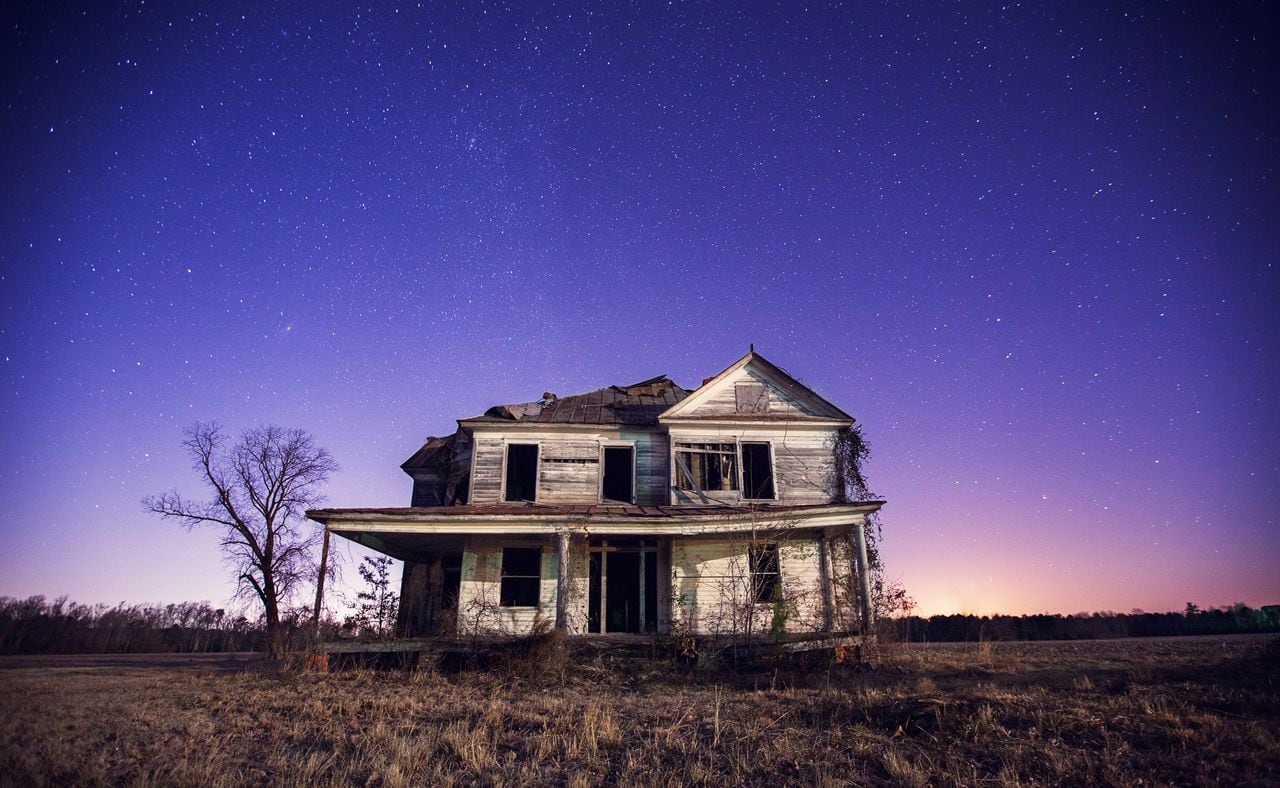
307, 501, 883, 538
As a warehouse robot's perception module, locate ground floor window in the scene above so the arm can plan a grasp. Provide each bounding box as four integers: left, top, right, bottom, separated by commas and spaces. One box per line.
749, 543, 780, 603
500, 547, 541, 606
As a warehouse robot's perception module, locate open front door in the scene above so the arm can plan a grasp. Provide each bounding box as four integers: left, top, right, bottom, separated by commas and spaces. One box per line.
587, 539, 660, 633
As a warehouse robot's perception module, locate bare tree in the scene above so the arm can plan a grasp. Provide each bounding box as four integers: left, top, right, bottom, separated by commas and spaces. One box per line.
143, 423, 337, 658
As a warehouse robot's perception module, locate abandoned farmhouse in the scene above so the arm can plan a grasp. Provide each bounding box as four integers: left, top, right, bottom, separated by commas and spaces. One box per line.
308, 350, 884, 639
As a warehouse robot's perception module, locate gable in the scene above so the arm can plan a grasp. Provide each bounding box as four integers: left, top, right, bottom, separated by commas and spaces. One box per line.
659, 351, 852, 423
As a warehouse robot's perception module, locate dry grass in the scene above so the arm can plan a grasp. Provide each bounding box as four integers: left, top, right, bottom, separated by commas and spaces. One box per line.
1, 635, 1276, 786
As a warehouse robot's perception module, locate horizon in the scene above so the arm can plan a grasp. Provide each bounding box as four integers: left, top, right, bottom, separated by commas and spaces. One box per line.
2, 2, 1276, 621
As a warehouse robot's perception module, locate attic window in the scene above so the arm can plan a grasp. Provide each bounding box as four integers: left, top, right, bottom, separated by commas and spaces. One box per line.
500, 547, 541, 607
503, 444, 539, 502
675, 443, 738, 492
735, 382, 769, 413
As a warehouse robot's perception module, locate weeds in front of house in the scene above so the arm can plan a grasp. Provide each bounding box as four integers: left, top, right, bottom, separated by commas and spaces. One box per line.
0, 636, 1276, 786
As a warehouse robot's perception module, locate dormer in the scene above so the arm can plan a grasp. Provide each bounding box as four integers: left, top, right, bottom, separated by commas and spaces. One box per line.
659, 349, 854, 506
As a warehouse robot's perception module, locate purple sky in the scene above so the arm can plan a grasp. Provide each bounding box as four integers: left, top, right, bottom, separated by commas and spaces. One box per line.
2, 2, 1277, 617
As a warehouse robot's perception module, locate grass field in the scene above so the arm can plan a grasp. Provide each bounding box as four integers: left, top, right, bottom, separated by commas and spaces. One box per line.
1, 635, 1276, 786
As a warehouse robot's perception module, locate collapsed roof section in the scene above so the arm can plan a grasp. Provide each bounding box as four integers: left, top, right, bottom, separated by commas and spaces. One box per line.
457, 375, 691, 428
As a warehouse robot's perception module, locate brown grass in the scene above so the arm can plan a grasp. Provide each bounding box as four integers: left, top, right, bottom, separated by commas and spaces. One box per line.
1, 635, 1276, 786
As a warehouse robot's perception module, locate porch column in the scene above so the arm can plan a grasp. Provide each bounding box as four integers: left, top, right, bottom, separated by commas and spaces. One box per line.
555, 530, 570, 632
818, 531, 835, 632
311, 526, 331, 641
852, 520, 874, 634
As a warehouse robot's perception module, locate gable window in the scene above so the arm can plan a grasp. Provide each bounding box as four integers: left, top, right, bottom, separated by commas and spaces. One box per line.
601, 445, 635, 503
674, 443, 738, 492
735, 382, 769, 413
749, 543, 780, 603
503, 443, 539, 502
740, 442, 776, 499
500, 547, 542, 607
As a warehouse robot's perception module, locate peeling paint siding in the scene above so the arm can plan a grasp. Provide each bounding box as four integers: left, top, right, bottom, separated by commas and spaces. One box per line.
469, 435, 505, 503
826, 533, 862, 631
670, 536, 828, 636
468, 429, 669, 505
457, 536, 555, 635
691, 367, 809, 416
778, 540, 826, 632
634, 431, 669, 506
667, 427, 837, 505
455, 535, 592, 635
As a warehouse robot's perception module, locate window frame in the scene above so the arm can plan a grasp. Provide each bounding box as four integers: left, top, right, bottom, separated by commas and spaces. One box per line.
599, 441, 637, 504
748, 543, 781, 604
499, 546, 542, 607
673, 442, 739, 494
501, 441, 540, 503
739, 440, 777, 501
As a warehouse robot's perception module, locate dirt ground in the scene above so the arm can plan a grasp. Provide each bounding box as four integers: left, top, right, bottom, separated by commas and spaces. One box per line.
1, 634, 1276, 786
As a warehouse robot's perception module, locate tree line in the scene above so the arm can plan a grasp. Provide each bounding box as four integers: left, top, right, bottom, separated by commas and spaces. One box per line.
889, 603, 1280, 643
0, 596, 313, 655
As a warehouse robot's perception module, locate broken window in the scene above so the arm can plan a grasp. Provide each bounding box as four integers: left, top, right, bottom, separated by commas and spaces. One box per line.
503, 443, 538, 502
602, 446, 634, 503
674, 443, 738, 493
500, 547, 541, 607
741, 442, 776, 499
749, 543, 780, 603
735, 382, 769, 413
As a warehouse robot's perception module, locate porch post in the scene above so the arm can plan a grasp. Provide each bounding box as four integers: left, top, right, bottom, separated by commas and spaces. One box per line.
311, 526, 331, 641
818, 531, 835, 632
555, 530, 570, 632
852, 520, 874, 635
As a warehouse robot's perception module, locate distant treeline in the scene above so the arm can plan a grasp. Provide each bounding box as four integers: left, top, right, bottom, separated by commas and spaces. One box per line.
0, 596, 287, 655
891, 603, 1280, 642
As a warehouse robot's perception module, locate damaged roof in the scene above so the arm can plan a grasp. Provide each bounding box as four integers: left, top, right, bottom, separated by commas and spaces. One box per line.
458, 375, 690, 427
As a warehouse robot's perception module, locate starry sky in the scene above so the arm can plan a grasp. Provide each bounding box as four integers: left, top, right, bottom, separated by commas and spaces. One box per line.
2, 1, 1277, 617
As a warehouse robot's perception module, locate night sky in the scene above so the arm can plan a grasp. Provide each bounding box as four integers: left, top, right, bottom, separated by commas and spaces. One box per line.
3, 2, 1277, 617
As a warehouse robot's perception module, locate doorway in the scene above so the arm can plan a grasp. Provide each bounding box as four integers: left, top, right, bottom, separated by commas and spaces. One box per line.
587, 539, 660, 633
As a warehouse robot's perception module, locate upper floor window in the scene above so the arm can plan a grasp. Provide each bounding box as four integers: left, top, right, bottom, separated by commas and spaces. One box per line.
674, 441, 775, 499
601, 445, 635, 503
503, 443, 539, 502
675, 443, 738, 493
740, 442, 775, 500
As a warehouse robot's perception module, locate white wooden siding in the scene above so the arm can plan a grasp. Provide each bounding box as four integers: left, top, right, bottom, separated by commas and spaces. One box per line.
679, 367, 812, 417
668, 426, 837, 505
670, 534, 828, 636
467, 428, 670, 505
455, 535, 590, 635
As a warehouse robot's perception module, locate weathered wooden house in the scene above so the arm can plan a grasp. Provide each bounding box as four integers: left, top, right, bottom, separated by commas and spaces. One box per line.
308, 350, 884, 639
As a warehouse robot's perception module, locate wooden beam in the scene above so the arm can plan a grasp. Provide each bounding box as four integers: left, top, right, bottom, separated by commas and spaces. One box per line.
818, 531, 835, 632
555, 530, 570, 632
852, 521, 873, 635
311, 526, 331, 642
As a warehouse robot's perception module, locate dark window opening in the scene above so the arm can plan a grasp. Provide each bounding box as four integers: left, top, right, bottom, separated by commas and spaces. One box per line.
741, 442, 775, 499
602, 446, 634, 503
451, 473, 470, 506
675, 443, 737, 492
504, 444, 538, 502
500, 547, 541, 607
749, 543, 780, 603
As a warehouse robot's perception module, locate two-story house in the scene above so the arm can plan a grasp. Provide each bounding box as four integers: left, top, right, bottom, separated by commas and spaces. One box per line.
307, 350, 884, 639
